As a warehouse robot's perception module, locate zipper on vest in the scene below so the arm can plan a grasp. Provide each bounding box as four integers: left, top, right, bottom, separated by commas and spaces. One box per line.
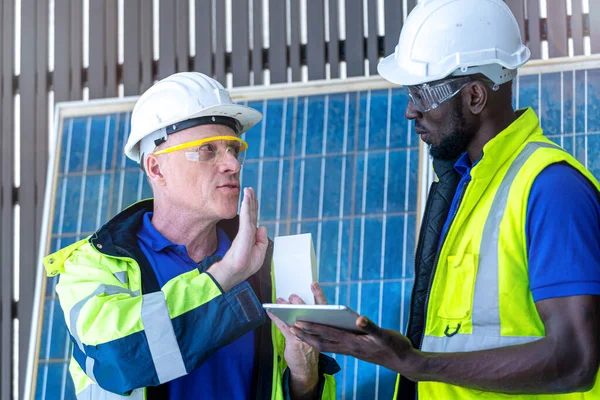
418, 180, 470, 349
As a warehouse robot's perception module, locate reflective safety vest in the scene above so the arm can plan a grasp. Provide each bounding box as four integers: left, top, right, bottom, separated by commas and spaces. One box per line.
43, 201, 339, 399
395, 108, 600, 399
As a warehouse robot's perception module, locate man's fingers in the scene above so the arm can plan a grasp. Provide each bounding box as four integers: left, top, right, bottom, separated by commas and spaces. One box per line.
356, 316, 380, 335
311, 282, 327, 305
288, 294, 306, 305
295, 322, 347, 342
289, 327, 340, 353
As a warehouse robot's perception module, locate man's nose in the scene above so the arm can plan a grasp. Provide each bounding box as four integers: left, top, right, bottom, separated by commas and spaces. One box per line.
404, 100, 423, 120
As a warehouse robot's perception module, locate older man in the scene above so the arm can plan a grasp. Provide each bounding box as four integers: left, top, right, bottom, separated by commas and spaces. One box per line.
43, 72, 339, 399
291, 1, 600, 399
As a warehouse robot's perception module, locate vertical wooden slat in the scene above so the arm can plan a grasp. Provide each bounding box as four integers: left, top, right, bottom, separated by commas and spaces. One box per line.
0, 0, 14, 398
589, 0, 600, 54
89, 0, 106, 98
124, 0, 141, 95
176, 0, 190, 73
505, 0, 526, 43
526, 0, 541, 59
70, 0, 83, 99
345, 0, 364, 77
35, 0, 49, 247
546, 0, 568, 58
105, 0, 118, 97
194, 0, 212, 76
384, 0, 402, 55
54, 0, 71, 102
232, 0, 250, 86
327, 0, 340, 79
571, 0, 585, 55
269, 0, 287, 83
140, 0, 154, 91
20, 0, 40, 396
289, 0, 301, 81
367, 0, 378, 75
307, 0, 325, 80
214, 0, 226, 83
159, 0, 176, 79
251, 0, 263, 85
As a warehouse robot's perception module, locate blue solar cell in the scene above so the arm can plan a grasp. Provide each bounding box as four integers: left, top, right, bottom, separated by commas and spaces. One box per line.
368, 89, 391, 151
540, 73, 562, 135
587, 69, 600, 134
257, 160, 280, 221
365, 152, 386, 214
36, 72, 600, 399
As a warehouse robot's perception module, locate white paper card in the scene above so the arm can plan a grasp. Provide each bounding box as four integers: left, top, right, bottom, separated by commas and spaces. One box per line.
272, 233, 318, 305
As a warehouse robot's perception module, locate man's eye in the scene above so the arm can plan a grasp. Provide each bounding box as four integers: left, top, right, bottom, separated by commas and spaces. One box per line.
199, 143, 216, 152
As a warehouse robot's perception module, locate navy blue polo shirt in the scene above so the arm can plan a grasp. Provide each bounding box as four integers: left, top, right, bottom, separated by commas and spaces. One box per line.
137, 212, 255, 399
440, 153, 600, 301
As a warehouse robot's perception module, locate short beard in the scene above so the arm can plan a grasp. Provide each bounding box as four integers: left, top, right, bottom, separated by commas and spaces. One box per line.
429, 99, 474, 161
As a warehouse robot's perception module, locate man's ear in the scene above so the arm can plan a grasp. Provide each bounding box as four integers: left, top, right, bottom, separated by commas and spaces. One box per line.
465, 81, 489, 115
145, 154, 166, 186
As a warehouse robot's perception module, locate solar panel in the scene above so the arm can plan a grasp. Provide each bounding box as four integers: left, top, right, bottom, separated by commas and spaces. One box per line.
28, 69, 600, 399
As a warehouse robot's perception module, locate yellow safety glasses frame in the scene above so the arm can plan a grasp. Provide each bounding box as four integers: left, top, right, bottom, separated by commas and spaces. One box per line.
152, 135, 249, 165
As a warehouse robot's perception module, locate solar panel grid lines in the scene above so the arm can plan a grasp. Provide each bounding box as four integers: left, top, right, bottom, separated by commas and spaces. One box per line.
30, 70, 600, 399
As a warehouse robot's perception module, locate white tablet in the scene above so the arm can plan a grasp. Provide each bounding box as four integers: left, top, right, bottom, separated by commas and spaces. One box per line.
263, 303, 364, 334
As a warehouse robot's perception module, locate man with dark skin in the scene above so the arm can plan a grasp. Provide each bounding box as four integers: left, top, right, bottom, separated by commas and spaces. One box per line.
291, 76, 600, 395
290, 0, 600, 398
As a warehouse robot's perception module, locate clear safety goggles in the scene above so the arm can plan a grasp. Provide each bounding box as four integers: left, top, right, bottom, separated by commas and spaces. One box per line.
152, 135, 249, 165
404, 77, 474, 113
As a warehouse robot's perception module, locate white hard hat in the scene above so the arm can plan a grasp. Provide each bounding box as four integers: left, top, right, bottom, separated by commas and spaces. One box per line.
377, 0, 531, 86
125, 72, 263, 163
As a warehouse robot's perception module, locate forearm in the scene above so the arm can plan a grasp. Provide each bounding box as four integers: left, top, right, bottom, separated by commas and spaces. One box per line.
289, 372, 319, 400
401, 337, 593, 394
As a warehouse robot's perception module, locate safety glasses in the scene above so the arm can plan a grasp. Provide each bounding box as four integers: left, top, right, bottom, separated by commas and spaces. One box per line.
152, 135, 249, 165
405, 77, 474, 113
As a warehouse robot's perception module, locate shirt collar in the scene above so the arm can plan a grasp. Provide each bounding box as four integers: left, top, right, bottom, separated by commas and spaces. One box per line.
137, 212, 175, 252
137, 212, 232, 256
454, 152, 473, 177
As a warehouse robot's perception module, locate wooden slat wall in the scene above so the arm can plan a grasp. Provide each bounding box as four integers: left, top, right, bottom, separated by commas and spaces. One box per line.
1, 1, 15, 400
1, 1, 599, 399
327, 0, 340, 79
384, 0, 403, 55
366, 0, 379, 75
546, 0, 568, 58
194, 0, 212, 77
251, 0, 264, 85
123, 0, 141, 95
289, 0, 302, 82
590, 0, 600, 55
232, 0, 250, 86
526, 0, 542, 60
269, 0, 287, 84
307, 0, 326, 80
214, 0, 226, 84
345, 0, 364, 77
159, 0, 177, 79
571, 0, 585, 56
176, 0, 190, 73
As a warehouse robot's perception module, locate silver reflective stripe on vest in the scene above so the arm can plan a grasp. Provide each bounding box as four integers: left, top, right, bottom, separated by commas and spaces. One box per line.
70, 284, 139, 354
140, 291, 187, 383
422, 142, 561, 352
76, 384, 144, 400
86, 356, 97, 383
113, 271, 128, 285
